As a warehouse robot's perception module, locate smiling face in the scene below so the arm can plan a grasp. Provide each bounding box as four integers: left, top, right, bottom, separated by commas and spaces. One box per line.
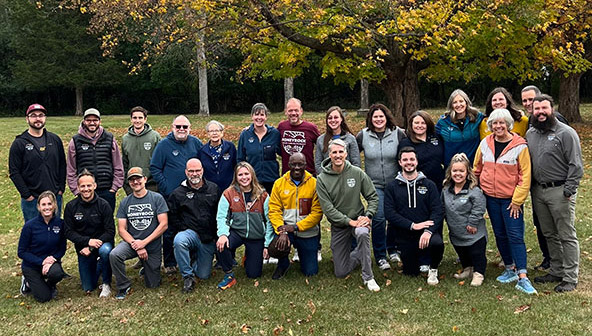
251, 110, 267, 128
327, 110, 343, 134
185, 159, 204, 187
288, 153, 306, 181
78, 175, 96, 202
83, 116, 101, 134
411, 115, 427, 137
207, 123, 223, 145
236, 166, 253, 191
491, 92, 507, 110
491, 118, 509, 138
26, 111, 46, 131
128, 175, 147, 194
371, 109, 387, 132
131, 111, 146, 133
37, 196, 55, 220
285, 99, 303, 125
450, 162, 468, 186
521, 89, 537, 115
172, 116, 191, 141
533, 100, 553, 122
452, 95, 467, 116
399, 152, 418, 175
328, 143, 346, 170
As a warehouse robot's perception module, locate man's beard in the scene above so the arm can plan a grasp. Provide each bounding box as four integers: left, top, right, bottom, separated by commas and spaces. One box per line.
28, 121, 45, 130
189, 177, 202, 185
531, 113, 557, 131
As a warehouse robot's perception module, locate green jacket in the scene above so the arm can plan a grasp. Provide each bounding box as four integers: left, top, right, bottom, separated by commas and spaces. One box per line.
121, 124, 161, 182
316, 158, 378, 228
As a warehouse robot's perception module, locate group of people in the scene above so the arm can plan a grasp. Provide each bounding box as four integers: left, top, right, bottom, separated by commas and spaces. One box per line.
11, 87, 582, 302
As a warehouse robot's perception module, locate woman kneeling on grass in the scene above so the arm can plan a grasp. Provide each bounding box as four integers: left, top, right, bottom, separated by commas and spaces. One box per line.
215, 162, 272, 290
474, 109, 537, 295
442, 153, 487, 286
18, 191, 67, 302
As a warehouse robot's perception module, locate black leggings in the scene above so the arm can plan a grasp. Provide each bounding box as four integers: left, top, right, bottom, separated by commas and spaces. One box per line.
452, 236, 487, 275
22, 263, 66, 303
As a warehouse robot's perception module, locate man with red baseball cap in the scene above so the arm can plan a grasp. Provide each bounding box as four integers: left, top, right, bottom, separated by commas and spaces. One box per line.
9, 104, 66, 222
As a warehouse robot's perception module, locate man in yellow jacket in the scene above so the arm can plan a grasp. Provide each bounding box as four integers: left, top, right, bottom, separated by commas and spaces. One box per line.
267, 153, 323, 279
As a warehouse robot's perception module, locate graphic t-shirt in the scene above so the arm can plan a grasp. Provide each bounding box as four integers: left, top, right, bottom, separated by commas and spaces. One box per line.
116, 190, 169, 252
278, 120, 320, 175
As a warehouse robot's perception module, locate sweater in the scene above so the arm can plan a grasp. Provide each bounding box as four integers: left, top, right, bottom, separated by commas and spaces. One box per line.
441, 183, 487, 247
150, 132, 203, 197
398, 134, 445, 190
314, 132, 361, 175
197, 140, 237, 191
316, 158, 378, 228
435, 112, 484, 167
356, 127, 406, 189
18, 215, 66, 269
63, 194, 115, 253
237, 124, 281, 183
121, 123, 161, 182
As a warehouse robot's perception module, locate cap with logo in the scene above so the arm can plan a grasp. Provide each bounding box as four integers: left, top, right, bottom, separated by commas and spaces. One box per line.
26, 104, 47, 116
127, 167, 144, 180
83, 108, 101, 119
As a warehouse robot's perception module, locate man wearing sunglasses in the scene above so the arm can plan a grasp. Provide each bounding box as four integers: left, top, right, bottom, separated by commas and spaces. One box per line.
67, 108, 124, 213
9, 104, 66, 222
150, 115, 203, 274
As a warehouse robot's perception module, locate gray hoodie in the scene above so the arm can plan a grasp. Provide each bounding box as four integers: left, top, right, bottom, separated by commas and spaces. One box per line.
441, 183, 487, 247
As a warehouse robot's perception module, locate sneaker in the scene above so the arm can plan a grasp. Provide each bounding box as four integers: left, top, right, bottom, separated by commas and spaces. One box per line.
292, 251, 300, 262
99, 284, 111, 298
496, 269, 519, 283
217, 273, 237, 290
263, 258, 269, 265
182, 277, 196, 293
164, 266, 177, 274
554, 281, 577, 293
317, 250, 322, 262
115, 286, 131, 300
364, 278, 380, 292
377, 258, 391, 271
453, 267, 474, 279
470, 272, 484, 286
388, 252, 401, 263
267, 257, 279, 265
515, 277, 537, 295
419, 265, 430, 273
20, 276, 31, 296
534, 273, 562, 284
272, 265, 290, 280
427, 269, 439, 285
534, 258, 551, 271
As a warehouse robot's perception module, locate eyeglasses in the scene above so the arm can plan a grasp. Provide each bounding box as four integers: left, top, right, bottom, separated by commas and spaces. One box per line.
84, 119, 100, 123
174, 125, 189, 130
207, 129, 222, 133
28, 113, 46, 119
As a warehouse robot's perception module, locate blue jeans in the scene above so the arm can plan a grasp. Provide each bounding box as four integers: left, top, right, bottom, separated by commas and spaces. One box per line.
21, 194, 63, 223
77, 242, 113, 292
219, 230, 264, 278
486, 196, 527, 274
277, 234, 320, 276
372, 187, 387, 262
96, 189, 116, 213
173, 229, 215, 279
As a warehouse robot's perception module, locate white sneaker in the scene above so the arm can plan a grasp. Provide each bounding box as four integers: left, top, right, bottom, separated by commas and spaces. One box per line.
378, 258, 391, 271
292, 251, 300, 262
427, 269, 439, 285
364, 278, 380, 292
419, 265, 430, 273
268, 257, 279, 264
317, 250, 322, 262
99, 284, 111, 298
388, 252, 401, 263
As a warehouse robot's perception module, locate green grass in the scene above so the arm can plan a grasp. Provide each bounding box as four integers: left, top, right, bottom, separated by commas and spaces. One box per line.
1, 107, 592, 335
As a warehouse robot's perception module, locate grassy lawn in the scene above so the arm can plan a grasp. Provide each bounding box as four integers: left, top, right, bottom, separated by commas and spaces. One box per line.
1, 106, 592, 335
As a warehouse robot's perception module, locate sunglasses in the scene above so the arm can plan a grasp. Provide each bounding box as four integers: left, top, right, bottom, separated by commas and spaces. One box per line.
174, 125, 189, 130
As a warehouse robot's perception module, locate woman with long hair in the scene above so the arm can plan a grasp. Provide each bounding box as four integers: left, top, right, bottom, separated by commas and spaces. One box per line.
215, 162, 271, 290
314, 106, 361, 174
18, 191, 67, 302
436, 89, 484, 166
480, 87, 529, 139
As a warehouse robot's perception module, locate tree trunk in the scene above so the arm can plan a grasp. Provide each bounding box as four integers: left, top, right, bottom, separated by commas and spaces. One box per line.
378, 60, 420, 127
360, 79, 369, 110
75, 85, 83, 116
284, 77, 294, 106
196, 29, 209, 116
558, 71, 583, 123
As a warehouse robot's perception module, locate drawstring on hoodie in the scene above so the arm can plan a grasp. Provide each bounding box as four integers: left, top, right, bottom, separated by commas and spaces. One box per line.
406, 179, 417, 208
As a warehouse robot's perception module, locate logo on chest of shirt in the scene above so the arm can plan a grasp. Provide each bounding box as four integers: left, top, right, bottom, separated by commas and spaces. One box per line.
81, 144, 90, 151
52, 226, 61, 234
186, 192, 194, 199
282, 130, 306, 154
418, 186, 428, 195
128, 203, 155, 231
431, 138, 439, 146
74, 212, 84, 221
459, 196, 468, 204
347, 178, 356, 188
25, 143, 34, 151
223, 153, 231, 161
172, 150, 179, 156
248, 137, 255, 143
548, 134, 556, 141
144, 142, 152, 150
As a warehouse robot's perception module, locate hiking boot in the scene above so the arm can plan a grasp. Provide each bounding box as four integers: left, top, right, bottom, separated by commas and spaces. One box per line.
163, 266, 177, 274
182, 277, 196, 293
378, 258, 391, 271
534, 258, 551, 271
217, 273, 237, 290
99, 284, 111, 298
496, 269, 518, 283
454, 267, 473, 280
115, 286, 131, 300
554, 281, 577, 293
364, 278, 380, 292
292, 251, 300, 262
427, 269, 439, 285
534, 273, 562, 284
515, 277, 537, 295
470, 272, 484, 286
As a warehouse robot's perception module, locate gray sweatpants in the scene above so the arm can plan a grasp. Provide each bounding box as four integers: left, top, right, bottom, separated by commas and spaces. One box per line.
110, 242, 161, 290
331, 226, 374, 281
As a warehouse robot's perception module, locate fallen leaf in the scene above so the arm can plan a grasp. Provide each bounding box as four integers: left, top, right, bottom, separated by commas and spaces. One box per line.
307, 299, 316, 315
452, 325, 459, 332
438, 292, 445, 299
496, 295, 503, 301
417, 287, 423, 292
471, 307, 477, 313
458, 281, 465, 286
119, 318, 128, 324
241, 324, 251, 333
263, 288, 268, 293
400, 309, 408, 314
201, 319, 209, 326
305, 278, 309, 285
514, 304, 531, 314
254, 281, 259, 287
385, 279, 392, 286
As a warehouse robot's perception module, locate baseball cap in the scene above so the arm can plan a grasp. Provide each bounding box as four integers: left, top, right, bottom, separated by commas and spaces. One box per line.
26, 104, 47, 116
127, 167, 144, 179
83, 108, 101, 119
